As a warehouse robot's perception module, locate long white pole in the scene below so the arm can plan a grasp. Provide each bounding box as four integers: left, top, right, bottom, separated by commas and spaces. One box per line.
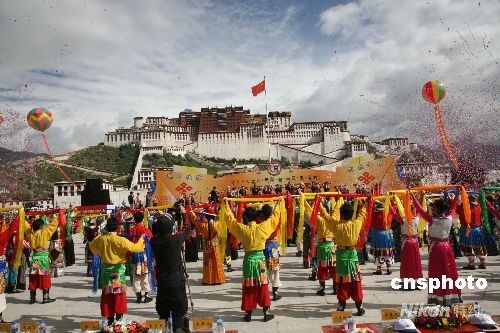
264, 76, 271, 162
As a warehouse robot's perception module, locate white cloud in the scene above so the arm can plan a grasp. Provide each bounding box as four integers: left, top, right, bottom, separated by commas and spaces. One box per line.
319, 2, 364, 38
311, 0, 499, 153
0, 0, 498, 159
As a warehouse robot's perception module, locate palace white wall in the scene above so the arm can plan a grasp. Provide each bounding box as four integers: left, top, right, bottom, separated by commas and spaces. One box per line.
104, 116, 413, 164
197, 132, 271, 159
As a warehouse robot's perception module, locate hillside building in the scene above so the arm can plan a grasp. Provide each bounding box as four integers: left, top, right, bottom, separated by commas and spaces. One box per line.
103, 106, 415, 189
1, 199, 53, 211
53, 180, 143, 208
104, 106, 368, 162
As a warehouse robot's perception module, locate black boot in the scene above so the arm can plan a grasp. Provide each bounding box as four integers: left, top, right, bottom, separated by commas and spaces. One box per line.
243, 311, 252, 322
272, 287, 282, 301
263, 307, 275, 322
316, 281, 326, 296
87, 264, 93, 277
337, 300, 347, 311
355, 301, 366, 316
136, 292, 143, 303
332, 282, 337, 295
143, 292, 153, 303
107, 316, 114, 326
115, 314, 123, 322
308, 270, 317, 281
42, 289, 55, 303
29, 290, 37, 304
227, 264, 235, 272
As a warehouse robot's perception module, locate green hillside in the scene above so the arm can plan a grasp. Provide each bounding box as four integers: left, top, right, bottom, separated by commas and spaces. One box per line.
0, 144, 139, 201
142, 153, 223, 175
65, 143, 139, 175
0, 159, 106, 200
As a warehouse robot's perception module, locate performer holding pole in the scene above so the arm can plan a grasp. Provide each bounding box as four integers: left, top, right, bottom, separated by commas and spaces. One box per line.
411, 192, 462, 305
458, 195, 487, 270
189, 208, 226, 285
151, 206, 191, 333
304, 200, 337, 296
0, 215, 19, 320
259, 204, 283, 301
317, 198, 369, 316
89, 217, 145, 325
25, 214, 60, 304
369, 201, 395, 275
220, 197, 283, 322
128, 212, 154, 303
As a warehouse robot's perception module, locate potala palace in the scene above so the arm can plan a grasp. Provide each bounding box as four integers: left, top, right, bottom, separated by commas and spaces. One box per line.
104, 106, 413, 165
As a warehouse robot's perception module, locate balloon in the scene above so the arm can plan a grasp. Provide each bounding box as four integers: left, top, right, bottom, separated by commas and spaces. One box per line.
27, 107, 53, 132
422, 80, 446, 104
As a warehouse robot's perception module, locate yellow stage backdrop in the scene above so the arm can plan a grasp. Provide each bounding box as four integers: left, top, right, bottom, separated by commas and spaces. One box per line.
153, 155, 402, 204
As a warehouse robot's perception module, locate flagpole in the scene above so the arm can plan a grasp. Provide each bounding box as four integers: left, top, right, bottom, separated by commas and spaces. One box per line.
264, 76, 271, 163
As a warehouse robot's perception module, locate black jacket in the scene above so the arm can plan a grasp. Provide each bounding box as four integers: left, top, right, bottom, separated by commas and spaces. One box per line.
151, 220, 190, 287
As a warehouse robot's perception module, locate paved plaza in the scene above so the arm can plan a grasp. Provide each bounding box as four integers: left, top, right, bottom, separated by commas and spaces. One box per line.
3, 235, 499, 332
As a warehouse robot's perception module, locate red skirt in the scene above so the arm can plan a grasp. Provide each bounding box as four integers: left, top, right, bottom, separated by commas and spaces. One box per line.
241, 285, 271, 312
29, 275, 51, 290
400, 237, 423, 279
100, 293, 127, 317
428, 239, 461, 305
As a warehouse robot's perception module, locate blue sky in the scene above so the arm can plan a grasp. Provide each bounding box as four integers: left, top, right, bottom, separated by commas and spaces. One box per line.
0, 0, 498, 154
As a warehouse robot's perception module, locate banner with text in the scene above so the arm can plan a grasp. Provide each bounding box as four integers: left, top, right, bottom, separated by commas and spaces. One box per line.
153, 155, 402, 204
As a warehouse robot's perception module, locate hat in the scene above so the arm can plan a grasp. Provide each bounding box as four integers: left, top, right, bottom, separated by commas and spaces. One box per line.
373, 200, 384, 211
393, 318, 419, 333
206, 207, 217, 216
469, 313, 497, 330
122, 212, 134, 223
469, 195, 479, 204
156, 214, 176, 235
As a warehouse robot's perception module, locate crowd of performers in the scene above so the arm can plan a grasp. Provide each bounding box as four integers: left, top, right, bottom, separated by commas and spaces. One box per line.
0, 183, 498, 333
0, 207, 77, 323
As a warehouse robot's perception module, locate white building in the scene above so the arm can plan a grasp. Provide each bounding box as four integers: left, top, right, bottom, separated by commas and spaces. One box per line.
136, 167, 172, 190
1, 199, 53, 211
53, 180, 146, 209
103, 108, 370, 162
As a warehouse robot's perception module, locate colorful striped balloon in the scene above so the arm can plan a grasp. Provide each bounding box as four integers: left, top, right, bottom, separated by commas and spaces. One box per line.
27, 107, 53, 132
422, 80, 446, 104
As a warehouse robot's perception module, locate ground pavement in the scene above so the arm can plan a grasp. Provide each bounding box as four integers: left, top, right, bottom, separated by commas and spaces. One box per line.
3, 235, 499, 332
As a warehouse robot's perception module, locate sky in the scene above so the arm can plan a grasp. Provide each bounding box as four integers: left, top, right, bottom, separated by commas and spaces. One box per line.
0, 0, 498, 156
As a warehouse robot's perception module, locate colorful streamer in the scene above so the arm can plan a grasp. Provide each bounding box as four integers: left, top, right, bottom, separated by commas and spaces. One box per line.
434, 106, 458, 169
0, 206, 25, 270
218, 196, 286, 261
144, 236, 157, 294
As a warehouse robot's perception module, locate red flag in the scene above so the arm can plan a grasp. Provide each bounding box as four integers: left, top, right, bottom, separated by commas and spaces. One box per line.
251, 80, 265, 96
